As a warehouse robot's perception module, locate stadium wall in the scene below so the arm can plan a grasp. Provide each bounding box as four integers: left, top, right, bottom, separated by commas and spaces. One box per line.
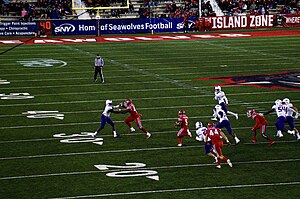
0, 14, 299, 37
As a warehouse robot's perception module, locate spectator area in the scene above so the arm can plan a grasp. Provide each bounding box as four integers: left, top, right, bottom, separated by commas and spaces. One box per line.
0, 0, 299, 21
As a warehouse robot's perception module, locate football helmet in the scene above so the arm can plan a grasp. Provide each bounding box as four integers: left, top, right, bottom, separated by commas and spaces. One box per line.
215, 104, 222, 110
124, 98, 132, 107
282, 98, 290, 104
215, 85, 221, 91
275, 99, 282, 106
195, 121, 203, 129
247, 109, 256, 118
106, 99, 112, 105
178, 109, 186, 117
207, 122, 215, 128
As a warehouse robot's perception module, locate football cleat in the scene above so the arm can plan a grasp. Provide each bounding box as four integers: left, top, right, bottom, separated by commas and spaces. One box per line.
129, 127, 135, 133
227, 159, 233, 167
113, 131, 120, 138
92, 131, 97, 139
287, 130, 295, 135
146, 132, 151, 139
177, 143, 182, 147
251, 139, 257, 143
235, 137, 240, 145
216, 165, 221, 169
276, 130, 283, 137
269, 140, 275, 146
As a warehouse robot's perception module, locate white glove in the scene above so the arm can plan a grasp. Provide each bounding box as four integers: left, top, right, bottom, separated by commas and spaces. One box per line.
295, 112, 299, 119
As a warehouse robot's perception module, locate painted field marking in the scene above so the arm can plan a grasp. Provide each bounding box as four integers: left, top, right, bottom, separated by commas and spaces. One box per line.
49, 181, 300, 199
0, 139, 298, 161
22, 111, 64, 120
94, 163, 159, 181
1, 158, 299, 180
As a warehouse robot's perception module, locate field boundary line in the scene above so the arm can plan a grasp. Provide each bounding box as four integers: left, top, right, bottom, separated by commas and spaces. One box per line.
49, 181, 300, 198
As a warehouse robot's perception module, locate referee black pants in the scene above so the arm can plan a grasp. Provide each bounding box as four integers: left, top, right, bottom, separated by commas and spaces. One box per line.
94, 66, 104, 82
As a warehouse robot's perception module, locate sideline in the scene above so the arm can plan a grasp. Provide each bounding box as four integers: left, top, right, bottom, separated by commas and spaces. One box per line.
49, 181, 300, 198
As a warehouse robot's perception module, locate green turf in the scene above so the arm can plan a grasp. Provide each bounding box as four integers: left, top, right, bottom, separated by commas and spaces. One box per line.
0, 34, 300, 199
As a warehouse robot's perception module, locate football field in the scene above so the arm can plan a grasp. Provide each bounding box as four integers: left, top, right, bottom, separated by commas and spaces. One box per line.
0, 31, 300, 198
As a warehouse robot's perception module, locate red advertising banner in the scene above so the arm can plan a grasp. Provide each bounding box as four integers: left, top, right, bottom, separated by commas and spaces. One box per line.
208, 15, 275, 30
280, 14, 300, 27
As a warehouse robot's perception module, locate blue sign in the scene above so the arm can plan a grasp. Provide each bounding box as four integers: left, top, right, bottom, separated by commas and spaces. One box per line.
0, 21, 37, 36
52, 18, 197, 35
52, 20, 97, 35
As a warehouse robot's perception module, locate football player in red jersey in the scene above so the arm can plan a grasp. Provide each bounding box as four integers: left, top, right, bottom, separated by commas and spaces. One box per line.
175, 110, 192, 147
205, 122, 233, 169
119, 99, 151, 139
247, 109, 274, 145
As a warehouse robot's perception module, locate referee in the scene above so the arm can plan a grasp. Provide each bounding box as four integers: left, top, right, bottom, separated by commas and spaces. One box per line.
94, 54, 105, 83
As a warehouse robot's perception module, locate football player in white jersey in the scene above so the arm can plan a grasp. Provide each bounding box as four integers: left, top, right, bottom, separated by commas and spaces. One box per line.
264, 99, 287, 137
282, 98, 300, 140
214, 105, 240, 145
195, 121, 218, 163
213, 86, 238, 120
92, 100, 120, 138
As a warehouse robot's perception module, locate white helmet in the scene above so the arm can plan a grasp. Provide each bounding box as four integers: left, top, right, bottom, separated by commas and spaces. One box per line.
215, 85, 221, 91
282, 98, 290, 104
106, 99, 112, 105
275, 99, 282, 106
195, 121, 203, 129
215, 104, 222, 110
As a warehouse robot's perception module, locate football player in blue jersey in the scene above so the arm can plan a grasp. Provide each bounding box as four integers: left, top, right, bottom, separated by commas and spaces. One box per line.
195, 121, 218, 163
264, 99, 287, 137
282, 98, 300, 140
214, 105, 240, 145
92, 100, 120, 138
213, 85, 238, 120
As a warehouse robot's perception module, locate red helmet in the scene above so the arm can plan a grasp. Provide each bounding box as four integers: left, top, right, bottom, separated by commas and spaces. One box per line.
124, 99, 132, 107
178, 109, 186, 117
247, 109, 256, 118
207, 122, 215, 128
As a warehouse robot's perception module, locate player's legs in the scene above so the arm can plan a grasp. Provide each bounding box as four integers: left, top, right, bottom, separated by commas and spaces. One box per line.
251, 130, 257, 143
220, 102, 238, 119
260, 125, 274, 144
177, 128, 187, 146
125, 116, 136, 133
94, 67, 99, 81
205, 141, 218, 163
285, 116, 300, 140
275, 116, 286, 137
106, 117, 120, 138
223, 120, 240, 144
133, 117, 151, 139
93, 115, 107, 138
99, 67, 104, 83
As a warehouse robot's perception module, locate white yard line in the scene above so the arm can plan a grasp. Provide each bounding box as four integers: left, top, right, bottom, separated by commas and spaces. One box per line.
49, 181, 300, 199
0, 139, 297, 161
2, 68, 299, 79
1, 158, 299, 181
